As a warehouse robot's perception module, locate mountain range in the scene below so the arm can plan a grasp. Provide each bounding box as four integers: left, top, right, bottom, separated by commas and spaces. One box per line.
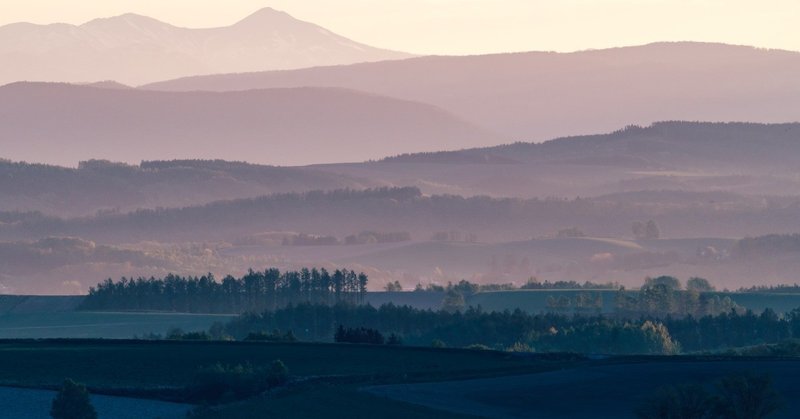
0, 7, 411, 86
0, 82, 495, 166
145, 42, 800, 142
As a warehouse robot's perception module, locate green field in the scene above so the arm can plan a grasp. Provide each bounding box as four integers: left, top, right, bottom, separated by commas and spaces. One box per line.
0, 312, 235, 339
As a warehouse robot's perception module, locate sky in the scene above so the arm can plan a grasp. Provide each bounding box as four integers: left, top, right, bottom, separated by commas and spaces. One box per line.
0, 0, 798, 55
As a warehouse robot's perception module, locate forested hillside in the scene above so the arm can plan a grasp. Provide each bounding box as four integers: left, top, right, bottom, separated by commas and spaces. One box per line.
1, 187, 797, 243
3, 122, 800, 217
384, 122, 800, 172
0, 159, 371, 216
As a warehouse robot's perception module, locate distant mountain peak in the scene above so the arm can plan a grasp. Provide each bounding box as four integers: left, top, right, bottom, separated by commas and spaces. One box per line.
0, 8, 412, 85
82, 12, 167, 28
235, 7, 293, 24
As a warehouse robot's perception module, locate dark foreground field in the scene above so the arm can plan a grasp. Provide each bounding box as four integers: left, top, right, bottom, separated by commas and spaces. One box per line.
0, 386, 191, 419
367, 359, 800, 419
1, 340, 798, 418
0, 340, 546, 389
0, 340, 566, 418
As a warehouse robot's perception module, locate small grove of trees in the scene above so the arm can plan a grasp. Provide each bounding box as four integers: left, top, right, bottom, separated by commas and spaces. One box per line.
282, 233, 338, 246
636, 372, 784, 419
166, 327, 215, 341
384, 281, 403, 292
732, 234, 800, 259
614, 276, 735, 318
334, 325, 402, 345
187, 360, 289, 403
546, 292, 603, 314
80, 267, 368, 313
344, 231, 411, 245
687, 277, 715, 293
51, 379, 97, 419
410, 278, 616, 299
738, 284, 800, 293
534, 276, 723, 317
441, 289, 467, 313
537, 319, 679, 355
633, 220, 661, 240
556, 227, 586, 238
414, 279, 485, 294
243, 329, 297, 342
520, 278, 619, 290
276, 231, 411, 246
334, 326, 386, 344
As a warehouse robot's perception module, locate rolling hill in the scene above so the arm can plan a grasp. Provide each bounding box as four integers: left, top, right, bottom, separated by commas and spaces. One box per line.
313, 121, 800, 198
144, 42, 800, 142
0, 7, 411, 86
0, 159, 374, 217
3, 121, 799, 216
383, 121, 800, 171
1, 187, 797, 244
0, 82, 497, 167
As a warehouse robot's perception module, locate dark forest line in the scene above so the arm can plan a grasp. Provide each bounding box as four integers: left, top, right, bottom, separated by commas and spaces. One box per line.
220, 302, 799, 355
80, 268, 368, 314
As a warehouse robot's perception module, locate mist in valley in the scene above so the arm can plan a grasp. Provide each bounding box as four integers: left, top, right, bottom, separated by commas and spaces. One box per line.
2, 4, 800, 418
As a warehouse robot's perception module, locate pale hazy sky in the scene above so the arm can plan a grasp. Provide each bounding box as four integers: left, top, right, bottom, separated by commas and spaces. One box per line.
1, 0, 798, 55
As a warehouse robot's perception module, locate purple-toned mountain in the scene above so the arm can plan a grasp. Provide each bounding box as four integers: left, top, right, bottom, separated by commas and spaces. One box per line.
0, 8, 411, 86
0, 82, 497, 167
145, 42, 800, 142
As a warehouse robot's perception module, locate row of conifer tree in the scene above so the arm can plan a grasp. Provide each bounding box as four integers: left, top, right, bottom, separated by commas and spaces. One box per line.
80, 267, 368, 313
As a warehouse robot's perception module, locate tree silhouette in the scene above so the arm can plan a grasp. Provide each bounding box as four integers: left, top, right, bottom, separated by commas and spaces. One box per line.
267, 360, 290, 388
80, 267, 368, 313
637, 373, 784, 419
51, 379, 97, 419
686, 277, 714, 293
715, 372, 784, 419
633, 220, 661, 240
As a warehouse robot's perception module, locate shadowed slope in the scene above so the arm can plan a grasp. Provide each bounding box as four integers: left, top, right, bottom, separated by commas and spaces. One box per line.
0, 82, 498, 167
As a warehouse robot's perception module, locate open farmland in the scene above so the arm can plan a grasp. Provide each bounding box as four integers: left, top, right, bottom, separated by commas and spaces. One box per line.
0, 339, 571, 418
0, 340, 557, 389
10, 339, 798, 419
366, 359, 800, 419
0, 311, 235, 339
0, 386, 191, 419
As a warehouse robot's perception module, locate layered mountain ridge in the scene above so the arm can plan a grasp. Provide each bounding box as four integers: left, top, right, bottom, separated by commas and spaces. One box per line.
0, 7, 412, 85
